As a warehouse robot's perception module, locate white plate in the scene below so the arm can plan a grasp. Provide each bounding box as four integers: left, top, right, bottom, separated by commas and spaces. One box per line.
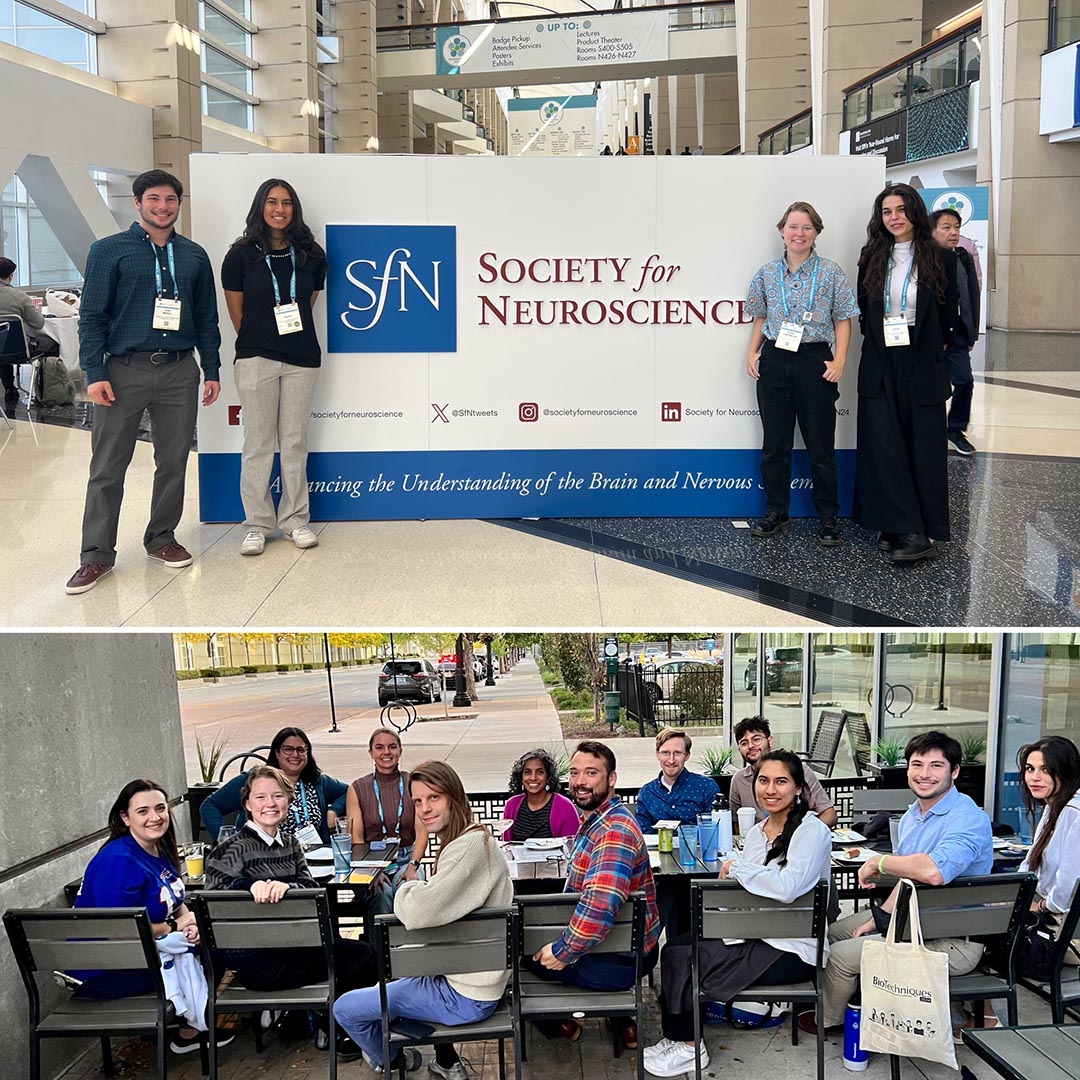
832, 829, 867, 844
311, 865, 335, 879
833, 847, 877, 864
523, 838, 566, 851
305, 847, 333, 862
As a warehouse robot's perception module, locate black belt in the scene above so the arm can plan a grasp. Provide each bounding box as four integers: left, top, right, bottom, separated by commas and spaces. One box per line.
122, 350, 189, 364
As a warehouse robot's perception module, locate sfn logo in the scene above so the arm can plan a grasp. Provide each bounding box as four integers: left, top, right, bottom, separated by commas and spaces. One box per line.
442, 34, 469, 66
518, 402, 539, 422
540, 101, 563, 124
661, 402, 681, 422
326, 224, 457, 354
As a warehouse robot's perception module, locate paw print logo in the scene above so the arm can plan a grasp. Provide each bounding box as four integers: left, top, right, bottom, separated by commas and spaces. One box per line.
540, 100, 563, 123
442, 34, 470, 65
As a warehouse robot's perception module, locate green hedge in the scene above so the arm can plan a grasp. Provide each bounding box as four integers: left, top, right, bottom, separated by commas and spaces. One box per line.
550, 686, 595, 711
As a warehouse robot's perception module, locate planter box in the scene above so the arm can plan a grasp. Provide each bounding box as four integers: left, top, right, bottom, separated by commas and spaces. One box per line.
711, 773, 733, 798
956, 764, 986, 804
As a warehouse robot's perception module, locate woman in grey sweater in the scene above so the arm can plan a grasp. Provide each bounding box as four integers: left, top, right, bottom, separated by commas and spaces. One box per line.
333, 761, 513, 1079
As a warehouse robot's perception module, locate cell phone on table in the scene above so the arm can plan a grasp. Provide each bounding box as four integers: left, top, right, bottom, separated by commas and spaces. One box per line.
391, 1019, 436, 1040
53, 971, 84, 991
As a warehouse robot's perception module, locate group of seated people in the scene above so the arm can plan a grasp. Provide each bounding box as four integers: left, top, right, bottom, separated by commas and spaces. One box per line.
70, 722, 1080, 1077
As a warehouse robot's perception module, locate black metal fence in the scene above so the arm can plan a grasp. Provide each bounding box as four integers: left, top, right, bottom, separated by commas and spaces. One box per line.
613, 662, 724, 734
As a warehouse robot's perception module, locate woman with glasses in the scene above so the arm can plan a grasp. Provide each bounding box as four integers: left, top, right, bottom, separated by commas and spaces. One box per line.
200, 726, 348, 845
503, 748, 579, 842
634, 729, 719, 833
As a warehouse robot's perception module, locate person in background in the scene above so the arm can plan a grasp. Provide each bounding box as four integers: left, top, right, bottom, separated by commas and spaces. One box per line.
503, 748, 580, 841
222, 178, 327, 556
930, 207, 980, 457
1018, 736, 1080, 964
745, 201, 859, 546
73, 780, 233, 1055
205, 765, 377, 1053
65, 169, 221, 595
200, 726, 347, 845
853, 182, 957, 564
728, 716, 837, 830
643, 752, 832, 1076
680, 147, 691, 155
0, 256, 58, 409
634, 728, 718, 832
804, 731, 993, 1036
334, 761, 514, 1080
346, 727, 429, 913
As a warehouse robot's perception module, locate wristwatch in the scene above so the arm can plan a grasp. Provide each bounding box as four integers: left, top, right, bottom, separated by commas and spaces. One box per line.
166, 916, 178, 933
410, 859, 422, 869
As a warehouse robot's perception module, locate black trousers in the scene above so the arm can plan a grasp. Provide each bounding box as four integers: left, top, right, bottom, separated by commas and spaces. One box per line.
756, 339, 840, 519
944, 342, 974, 433
220, 937, 377, 997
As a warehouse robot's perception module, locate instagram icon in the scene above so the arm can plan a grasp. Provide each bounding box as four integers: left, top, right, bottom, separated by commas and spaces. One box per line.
518, 402, 539, 422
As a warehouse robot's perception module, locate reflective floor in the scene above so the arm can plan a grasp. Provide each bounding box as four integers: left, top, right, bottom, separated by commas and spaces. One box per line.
2, 370, 1077, 628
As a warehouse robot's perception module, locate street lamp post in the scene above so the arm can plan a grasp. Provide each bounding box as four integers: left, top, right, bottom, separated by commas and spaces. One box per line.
453, 632, 472, 707
324, 632, 340, 732
484, 634, 496, 686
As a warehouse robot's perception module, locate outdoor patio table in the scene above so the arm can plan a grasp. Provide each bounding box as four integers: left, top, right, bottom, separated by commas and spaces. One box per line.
962, 1023, 1080, 1080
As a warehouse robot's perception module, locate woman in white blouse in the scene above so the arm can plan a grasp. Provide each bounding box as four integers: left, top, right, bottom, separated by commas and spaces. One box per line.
1019, 736, 1080, 963
643, 751, 832, 1077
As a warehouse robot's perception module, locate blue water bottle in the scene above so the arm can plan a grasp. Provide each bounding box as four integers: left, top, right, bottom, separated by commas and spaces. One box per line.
843, 1004, 869, 1071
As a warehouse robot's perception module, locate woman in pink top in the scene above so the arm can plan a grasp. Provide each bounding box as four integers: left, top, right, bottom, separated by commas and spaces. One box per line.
503, 749, 579, 841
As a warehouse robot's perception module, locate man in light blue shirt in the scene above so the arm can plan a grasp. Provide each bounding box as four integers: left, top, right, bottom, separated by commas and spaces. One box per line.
808, 731, 994, 1031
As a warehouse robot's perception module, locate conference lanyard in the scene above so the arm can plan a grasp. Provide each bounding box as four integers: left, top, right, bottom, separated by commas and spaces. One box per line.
884, 255, 915, 318
883, 254, 916, 347
374, 772, 405, 839
153, 240, 178, 300
266, 246, 303, 335
289, 780, 313, 827
778, 255, 820, 322
150, 238, 182, 331
265, 247, 297, 306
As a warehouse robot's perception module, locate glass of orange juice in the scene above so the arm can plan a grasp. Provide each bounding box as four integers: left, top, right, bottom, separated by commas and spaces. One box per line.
185, 842, 205, 881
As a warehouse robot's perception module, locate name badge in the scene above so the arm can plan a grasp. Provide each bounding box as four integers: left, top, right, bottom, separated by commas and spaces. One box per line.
294, 824, 320, 846
775, 321, 805, 352
369, 839, 388, 851
884, 317, 910, 347
152, 298, 182, 331
274, 302, 303, 336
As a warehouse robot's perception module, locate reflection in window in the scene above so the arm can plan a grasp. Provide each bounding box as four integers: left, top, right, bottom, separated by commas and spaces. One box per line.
762, 633, 806, 754
0, 1, 96, 71
810, 634, 876, 778
202, 82, 251, 129
731, 633, 759, 738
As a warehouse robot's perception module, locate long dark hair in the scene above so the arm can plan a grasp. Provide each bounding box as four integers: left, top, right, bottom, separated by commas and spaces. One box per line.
755, 751, 809, 867
233, 178, 325, 269
268, 726, 323, 785
858, 182, 946, 304
508, 748, 564, 796
105, 779, 181, 872
1019, 736, 1080, 873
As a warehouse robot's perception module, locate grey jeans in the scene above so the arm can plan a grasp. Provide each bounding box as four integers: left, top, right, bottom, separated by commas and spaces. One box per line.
80, 352, 200, 566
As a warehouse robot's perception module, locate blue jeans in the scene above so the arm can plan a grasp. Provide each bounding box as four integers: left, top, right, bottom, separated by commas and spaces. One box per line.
333, 975, 498, 1067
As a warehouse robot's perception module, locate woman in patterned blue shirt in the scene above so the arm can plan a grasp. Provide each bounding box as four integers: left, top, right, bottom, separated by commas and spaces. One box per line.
745, 202, 859, 546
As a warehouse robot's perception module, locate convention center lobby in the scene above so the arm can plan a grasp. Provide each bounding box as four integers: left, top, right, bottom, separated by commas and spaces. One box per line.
2, 0, 1080, 629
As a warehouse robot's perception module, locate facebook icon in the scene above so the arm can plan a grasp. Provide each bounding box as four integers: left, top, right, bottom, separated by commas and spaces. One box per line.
326, 224, 457, 353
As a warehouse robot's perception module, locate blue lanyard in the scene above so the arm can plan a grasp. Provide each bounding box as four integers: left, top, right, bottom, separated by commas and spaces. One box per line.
885, 255, 915, 317
778, 255, 820, 322
374, 772, 405, 839
289, 780, 313, 827
265, 246, 297, 306
152, 239, 178, 300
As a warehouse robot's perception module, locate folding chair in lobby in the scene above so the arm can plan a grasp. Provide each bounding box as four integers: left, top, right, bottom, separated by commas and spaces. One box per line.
515, 892, 647, 1080
0, 313, 45, 412
3, 906, 187, 1080
690, 880, 829, 1080
191, 889, 338, 1080
884, 873, 1037, 1078
372, 906, 520, 1080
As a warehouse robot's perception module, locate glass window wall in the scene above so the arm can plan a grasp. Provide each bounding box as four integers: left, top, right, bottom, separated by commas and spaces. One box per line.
731, 633, 759, 734
762, 633, 806, 754
1, 176, 80, 288
1052, 0, 1080, 48
914, 38, 961, 96
810, 634, 876, 778
199, 2, 254, 131
0, 0, 96, 71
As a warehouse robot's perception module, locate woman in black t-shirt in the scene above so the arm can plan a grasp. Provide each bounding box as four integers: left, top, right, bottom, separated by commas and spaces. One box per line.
222, 179, 327, 556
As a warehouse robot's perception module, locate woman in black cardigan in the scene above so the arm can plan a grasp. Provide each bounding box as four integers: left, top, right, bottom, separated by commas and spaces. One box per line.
853, 183, 958, 563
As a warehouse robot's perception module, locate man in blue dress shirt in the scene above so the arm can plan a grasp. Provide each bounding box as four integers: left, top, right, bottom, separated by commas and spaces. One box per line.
807, 731, 994, 1032
635, 729, 718, 832
65, 170, 221, 594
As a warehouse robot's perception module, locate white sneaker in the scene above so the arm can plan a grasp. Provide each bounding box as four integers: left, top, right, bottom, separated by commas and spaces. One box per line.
429, 1063, 468, 1080
363, 1048, 421, 1073
288, 525, 319, 549
240, 530, 265, 555
643, 1039, 708, 1077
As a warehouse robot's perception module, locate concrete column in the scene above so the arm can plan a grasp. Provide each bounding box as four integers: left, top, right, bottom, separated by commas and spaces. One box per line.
981, 0, 1080, 346
334, 0, 380, 153
0, 634, 189, 1080
820, 0, 922, 153
376, 0, 415, 151
96, 0, 203, 229
251, 0, 321, 151
740, 0, 811, 154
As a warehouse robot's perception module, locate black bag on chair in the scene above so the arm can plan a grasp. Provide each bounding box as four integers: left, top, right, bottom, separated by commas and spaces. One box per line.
1015, 914, 1058, 981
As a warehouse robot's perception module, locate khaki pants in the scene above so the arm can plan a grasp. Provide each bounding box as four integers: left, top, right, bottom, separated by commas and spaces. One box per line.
234, 356, 320, 535
823, 909, 984, 1028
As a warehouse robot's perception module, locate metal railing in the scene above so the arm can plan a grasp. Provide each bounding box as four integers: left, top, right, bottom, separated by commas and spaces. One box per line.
757, 108, 812, 156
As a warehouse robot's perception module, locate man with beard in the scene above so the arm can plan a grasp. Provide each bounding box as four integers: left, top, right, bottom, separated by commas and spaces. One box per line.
66, 170, 221, 594
729, 716, 837, 830
529, 740, 659, 1049
801, 730, 993, 1035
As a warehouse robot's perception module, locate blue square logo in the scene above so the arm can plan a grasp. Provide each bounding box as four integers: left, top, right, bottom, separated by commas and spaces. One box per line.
326, 224, 457, 353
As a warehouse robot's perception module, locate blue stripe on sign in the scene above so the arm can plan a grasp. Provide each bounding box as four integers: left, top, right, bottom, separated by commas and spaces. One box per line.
198, 449, 855, 522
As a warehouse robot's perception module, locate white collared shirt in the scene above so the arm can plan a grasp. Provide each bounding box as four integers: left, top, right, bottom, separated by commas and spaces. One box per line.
245, 820, 285, 847
1021, 790, 1080, 914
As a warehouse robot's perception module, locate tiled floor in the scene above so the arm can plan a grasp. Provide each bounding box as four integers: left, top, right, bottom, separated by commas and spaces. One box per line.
3, 371, 1078, 627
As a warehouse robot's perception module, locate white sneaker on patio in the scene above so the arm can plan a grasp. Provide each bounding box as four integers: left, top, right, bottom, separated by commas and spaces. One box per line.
240, 530, 265, 555
363, 1047, 422, 1073
643, 1038, 708, 1077
429, 1062, 469, 1080
288, 525, 319, 549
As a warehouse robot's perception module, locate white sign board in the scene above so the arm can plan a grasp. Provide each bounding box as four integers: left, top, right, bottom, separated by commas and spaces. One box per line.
508, 95, 597, 156
191, 155, 883, 522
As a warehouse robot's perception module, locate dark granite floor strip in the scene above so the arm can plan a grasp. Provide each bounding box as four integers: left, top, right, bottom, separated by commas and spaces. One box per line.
977, 375, 1080, 399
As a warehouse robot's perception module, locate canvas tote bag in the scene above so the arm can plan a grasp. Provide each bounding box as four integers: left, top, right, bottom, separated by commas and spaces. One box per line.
859, 880, 957, 1069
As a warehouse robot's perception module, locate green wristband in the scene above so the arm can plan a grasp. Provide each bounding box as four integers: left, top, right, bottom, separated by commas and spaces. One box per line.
877, 854, 888, 875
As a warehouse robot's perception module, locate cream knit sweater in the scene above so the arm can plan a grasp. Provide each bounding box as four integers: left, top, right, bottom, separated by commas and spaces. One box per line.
394, 826, 514, 1001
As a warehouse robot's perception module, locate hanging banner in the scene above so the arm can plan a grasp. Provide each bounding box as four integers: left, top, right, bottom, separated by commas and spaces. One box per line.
508, 95, 597, 157
435, 13, 668, 78
920, 187, 989, 335
191, 154, 883, 522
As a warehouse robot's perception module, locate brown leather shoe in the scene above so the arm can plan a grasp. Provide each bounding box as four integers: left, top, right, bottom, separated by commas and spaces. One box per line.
558, 1019, 583, 1042
147, 542, 193, 568
605, 1017, 638, 1049
797, 1011, 842, 1037
65, 563, 113, 595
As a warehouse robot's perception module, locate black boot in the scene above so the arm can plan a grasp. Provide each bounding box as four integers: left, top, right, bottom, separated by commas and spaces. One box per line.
878, 532, 901, 552
750, 510, 790, 538
889, 534, 937, 562
818, 518, 842, 546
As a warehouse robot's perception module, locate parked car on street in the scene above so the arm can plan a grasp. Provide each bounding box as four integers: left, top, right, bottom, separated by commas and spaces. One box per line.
379, 659, 442, 706
744, 647, 809, 693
